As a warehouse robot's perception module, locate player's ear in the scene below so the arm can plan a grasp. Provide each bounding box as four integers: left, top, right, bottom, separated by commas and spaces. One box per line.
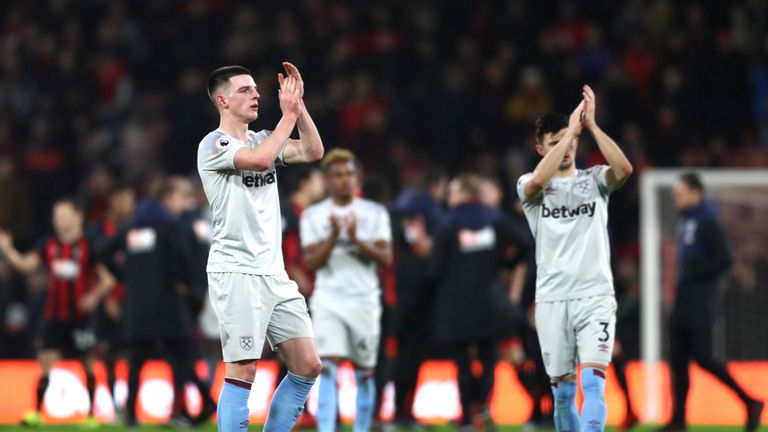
216, 94, 228, 109
535, 143, 545, 157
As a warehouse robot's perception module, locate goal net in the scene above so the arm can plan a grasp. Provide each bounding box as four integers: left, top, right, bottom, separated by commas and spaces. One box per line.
640, 169, 768, 422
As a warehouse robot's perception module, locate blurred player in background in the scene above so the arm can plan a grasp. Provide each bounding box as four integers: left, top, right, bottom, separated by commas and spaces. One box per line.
432, 174, 531, 431
0, 197, 115, 427
664, 172, 763, 432
517, 85, 633, 432
197, 63, 324, 432
300, 149, 393, 432
87, 183, 135, 415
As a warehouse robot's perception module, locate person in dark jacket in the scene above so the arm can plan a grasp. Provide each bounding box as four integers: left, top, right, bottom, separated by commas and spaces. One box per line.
431, 174, 531, 430
663, 172, 763, 432
388, 167, 447, 428
104, 177, 216, 428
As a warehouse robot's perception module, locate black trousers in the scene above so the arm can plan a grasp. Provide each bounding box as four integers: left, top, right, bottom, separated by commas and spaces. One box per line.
126, 337, 214, 423
669, 322, 752, 423
393, 315, 431, 422
452, 339, 497, 425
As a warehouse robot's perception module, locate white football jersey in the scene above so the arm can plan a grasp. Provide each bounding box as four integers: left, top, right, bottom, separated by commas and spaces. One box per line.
300, 197, 392, 306
197, 128, 288, 275
517, 166, 616, 302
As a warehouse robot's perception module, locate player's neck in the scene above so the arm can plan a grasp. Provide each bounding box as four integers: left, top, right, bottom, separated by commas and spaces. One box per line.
553, 166, 577, 178
331, 196, 353, 207
58, 230, 82, 244
218, 117, 250, 142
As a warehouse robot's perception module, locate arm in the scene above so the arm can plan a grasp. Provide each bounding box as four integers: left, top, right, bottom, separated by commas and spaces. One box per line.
233, 72, 302, 171
680, 217, 733, 282
282, 100, 324, 164
581, 85, 633, 189
507, 261, 528, 305
402, 216, 433, 258
347, 212, 393, 266
303, 214, 341, 272
352, 239, 393, 267
78, 263, 116, 313
278, 62, 324, 164
523, 100, 585, 200
0, 230, 40, 274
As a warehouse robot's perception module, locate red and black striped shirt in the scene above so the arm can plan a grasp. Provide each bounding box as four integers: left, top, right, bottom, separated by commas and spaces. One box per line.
37, 236, 96, 323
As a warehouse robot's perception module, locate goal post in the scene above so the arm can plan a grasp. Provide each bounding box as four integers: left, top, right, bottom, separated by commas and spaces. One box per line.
640, 168, 768, 422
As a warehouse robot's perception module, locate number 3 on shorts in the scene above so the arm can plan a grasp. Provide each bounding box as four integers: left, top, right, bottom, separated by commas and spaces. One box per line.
598, 321, 610, 342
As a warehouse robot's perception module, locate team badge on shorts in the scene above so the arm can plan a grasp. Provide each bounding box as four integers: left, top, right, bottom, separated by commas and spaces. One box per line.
240, 336, 253, 351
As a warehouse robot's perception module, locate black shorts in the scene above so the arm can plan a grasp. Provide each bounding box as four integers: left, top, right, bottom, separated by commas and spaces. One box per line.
39, 321, 97, 357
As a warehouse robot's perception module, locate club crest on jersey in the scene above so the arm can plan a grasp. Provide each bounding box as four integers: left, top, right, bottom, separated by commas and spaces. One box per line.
573, 179, 592, 197
215, 137, 230, 150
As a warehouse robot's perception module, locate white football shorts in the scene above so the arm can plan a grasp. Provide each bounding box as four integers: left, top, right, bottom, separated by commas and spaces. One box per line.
207, 272, 313, 362
535, 295, 617, 378
310, 300, 381, 369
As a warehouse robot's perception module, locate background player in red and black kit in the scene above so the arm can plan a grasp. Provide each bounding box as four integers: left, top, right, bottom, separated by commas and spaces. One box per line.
0, 197, 115, 427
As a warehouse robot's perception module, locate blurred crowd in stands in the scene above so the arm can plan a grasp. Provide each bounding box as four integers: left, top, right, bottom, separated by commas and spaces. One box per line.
1, 0, 767, 359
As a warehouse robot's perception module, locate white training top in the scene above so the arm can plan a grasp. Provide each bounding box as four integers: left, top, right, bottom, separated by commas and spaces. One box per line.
197, 128, 288, 275
517, 165, 616, 302
300, 197, 392, 307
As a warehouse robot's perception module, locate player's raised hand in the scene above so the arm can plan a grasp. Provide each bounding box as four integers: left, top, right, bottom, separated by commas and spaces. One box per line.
567, 99, 586, 136
330, 213, 341, 237
278, 74, 301, 118
346, 214, 357, 242
581, 85, 597, 130
282, 62, 304, 99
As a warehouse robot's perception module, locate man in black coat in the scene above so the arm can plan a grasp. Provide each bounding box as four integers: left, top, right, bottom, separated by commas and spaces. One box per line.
431, 174, 531, 429
388, 167, 447, 427
104, 177, 216, 427
663, 172, 763, 432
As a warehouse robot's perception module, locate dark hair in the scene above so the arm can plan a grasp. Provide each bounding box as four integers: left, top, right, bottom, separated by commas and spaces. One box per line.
53, 196, 84, 213
419, 166, 447, 189
207, 65, 252, 103
109, 181, 134, 196
534, 113, 568, 144
679, 172, 705, 194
